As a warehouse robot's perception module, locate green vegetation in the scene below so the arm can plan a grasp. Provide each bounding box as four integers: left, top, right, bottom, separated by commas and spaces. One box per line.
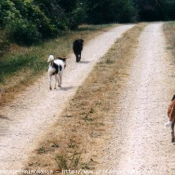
0, 0, 175, 47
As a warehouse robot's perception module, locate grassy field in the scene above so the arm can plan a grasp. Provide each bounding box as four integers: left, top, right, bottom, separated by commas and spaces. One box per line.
22, 23, 147, 174
0, 24, 117, 105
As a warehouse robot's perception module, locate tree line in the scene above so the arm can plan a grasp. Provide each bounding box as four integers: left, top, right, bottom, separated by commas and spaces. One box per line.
0, 0, 175, 46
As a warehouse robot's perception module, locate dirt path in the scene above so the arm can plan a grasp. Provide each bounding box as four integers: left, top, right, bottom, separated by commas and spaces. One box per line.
99, 23, 175, 175
0, 25, 134, 170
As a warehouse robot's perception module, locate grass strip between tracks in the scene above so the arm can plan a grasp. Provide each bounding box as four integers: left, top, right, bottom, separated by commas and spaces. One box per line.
23, 23, 147, 174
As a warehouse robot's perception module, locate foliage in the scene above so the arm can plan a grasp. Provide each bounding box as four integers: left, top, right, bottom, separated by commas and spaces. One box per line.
163, 0, 175, 20
8, 19, 42, 46
133, 0, 175, 21
0, 30, 10, 57
1, 0, 175, 46
86, 0, 137, 24
0, 0, 21, 27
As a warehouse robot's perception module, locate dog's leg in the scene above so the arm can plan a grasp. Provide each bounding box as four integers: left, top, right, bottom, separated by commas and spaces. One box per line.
171, 122, 175, 142
58, 73, 62, 87
76, 54, 79, 62
80, 51, 82, 61
49, 75, 52, 90
78, 53, 81, 62
54, 74, 59, 89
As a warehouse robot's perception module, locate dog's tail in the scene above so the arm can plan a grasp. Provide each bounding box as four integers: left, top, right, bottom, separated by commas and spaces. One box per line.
47, 55, 54, 62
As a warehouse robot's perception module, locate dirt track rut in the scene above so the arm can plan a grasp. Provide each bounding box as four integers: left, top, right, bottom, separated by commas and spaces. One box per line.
99, 23, 175, 175
0, 25, 134, 170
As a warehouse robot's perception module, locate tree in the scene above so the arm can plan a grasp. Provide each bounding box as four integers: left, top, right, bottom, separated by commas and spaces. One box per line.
0, 0, 21, 27
58, 0, 87, 29
163, 0, 175, 20
86, 0, 137, 24
134, 0, 166, 21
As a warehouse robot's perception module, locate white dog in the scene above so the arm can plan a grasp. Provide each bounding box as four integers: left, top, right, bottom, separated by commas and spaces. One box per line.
47, 55, 67, 90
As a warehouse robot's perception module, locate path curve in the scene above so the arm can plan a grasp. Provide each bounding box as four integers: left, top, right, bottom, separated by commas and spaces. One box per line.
0, 25, 134, 170
99, 23, 175, 175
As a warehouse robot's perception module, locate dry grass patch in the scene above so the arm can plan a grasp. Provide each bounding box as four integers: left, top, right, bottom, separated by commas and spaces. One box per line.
23, 23, 147, 174
163, 22, 175, 56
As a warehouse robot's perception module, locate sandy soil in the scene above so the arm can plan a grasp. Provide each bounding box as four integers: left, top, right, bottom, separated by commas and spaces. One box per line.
98, 23, 175, 175
0, 25, 134, 170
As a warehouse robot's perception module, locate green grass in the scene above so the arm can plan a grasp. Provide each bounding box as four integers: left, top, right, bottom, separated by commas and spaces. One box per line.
0, 54, 42, 82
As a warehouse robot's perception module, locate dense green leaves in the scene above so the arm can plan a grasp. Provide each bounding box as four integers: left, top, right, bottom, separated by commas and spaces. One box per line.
9, 19, 42, 45
134, 0, 166, 21
0, 0, 175, 46
163, 0, 175, 20
86, 0, 137, 24
0, 0, 21, 26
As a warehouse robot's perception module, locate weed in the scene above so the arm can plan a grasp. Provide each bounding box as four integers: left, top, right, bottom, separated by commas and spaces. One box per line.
90, 108, 94, 113
64, 114, 73, 118
36, 147, 47, 154
51, 143, 59, 148
69, 151, 81, 168
55, 155, 68, 170
68, 139, 77, 149
55, 151, 81, 170
82, 162, 90, 169
105, 58, 115, 64
96, 100, 102, 106
83, 115, 94, 122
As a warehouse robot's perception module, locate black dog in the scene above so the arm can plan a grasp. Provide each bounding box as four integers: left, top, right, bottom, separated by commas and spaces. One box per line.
73, 39, 84, 62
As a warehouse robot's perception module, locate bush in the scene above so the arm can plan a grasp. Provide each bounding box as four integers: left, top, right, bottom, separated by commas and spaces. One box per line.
0, 0, 21, 27
0, 30, 10, 57
86, 0, 137, 24
68, 7, 87, 29
9, 19, 41, 46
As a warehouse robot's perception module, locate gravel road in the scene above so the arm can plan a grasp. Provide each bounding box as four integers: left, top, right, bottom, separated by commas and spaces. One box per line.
98, 23, 175, 175
0, 24, 134, 170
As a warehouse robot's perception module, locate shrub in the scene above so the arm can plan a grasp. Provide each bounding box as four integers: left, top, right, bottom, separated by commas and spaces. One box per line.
0, 0, 21, 27
86, 0, 137, 24
0, 30, 10, 57
9, 19, 41, 46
